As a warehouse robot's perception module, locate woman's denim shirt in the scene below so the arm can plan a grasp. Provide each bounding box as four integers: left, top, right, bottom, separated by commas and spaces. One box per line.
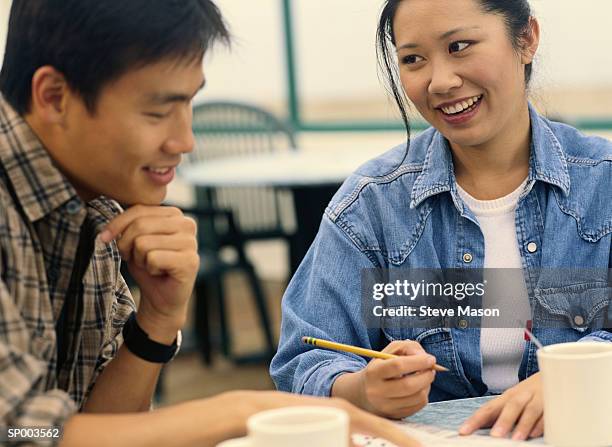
270, 106, 612, 402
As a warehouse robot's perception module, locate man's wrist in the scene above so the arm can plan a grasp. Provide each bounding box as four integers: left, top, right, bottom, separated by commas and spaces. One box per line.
135, 301, 186, 345
135, 312, 179, 345
122, 312, 180, 363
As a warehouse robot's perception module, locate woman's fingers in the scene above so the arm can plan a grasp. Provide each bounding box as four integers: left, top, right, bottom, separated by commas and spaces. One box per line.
510, 395, 543, 440
373, 354, 436, 380
529, 415, 544, 438
459, 398, 503, 435
489, 392, 532, 438
382, 340, 426, 356
383, 369, 435, 398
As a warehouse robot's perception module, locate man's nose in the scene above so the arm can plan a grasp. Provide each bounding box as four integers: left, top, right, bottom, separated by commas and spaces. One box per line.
166, 112, 195, 155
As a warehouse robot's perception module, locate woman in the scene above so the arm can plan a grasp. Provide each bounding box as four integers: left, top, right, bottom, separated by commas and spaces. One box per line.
271, 0, 612, 442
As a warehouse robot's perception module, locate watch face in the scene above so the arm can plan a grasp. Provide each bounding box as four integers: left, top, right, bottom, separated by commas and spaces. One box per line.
172, 330, 182, 360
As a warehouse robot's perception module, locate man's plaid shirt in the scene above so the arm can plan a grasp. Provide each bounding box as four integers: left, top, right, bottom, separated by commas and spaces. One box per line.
0, 94, 136, 428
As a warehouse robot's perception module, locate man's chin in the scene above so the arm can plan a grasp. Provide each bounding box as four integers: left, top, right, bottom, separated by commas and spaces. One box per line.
111, 189, 167, 208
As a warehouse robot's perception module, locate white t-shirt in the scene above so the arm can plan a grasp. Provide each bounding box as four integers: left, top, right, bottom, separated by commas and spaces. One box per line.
457, 179, 532, 393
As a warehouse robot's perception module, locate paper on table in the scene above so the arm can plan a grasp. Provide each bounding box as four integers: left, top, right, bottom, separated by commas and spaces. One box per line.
353, 396, 544, 447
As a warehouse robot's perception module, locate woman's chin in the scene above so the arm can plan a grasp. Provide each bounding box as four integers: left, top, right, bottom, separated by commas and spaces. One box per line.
440, 129, 488, 149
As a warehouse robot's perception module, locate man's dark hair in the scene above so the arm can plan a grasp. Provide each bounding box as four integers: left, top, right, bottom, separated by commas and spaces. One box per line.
0, 0, 230, 115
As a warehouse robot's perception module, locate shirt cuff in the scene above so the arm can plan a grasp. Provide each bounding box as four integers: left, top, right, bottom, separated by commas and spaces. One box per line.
298, 359, 365, 397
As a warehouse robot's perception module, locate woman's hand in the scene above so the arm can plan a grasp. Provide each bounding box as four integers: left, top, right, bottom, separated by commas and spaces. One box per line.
459, 372, 544, 441
230, 390, 422, 447
333, 340, 436, 419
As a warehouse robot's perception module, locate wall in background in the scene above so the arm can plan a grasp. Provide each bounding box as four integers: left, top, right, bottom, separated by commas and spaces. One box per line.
1, 0, 610, 115
0, 1, 9, 64
201, 0, 612, 108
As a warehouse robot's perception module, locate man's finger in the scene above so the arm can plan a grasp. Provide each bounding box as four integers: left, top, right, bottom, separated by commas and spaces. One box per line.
100, 205, 183, 242
115, 215, 196, 260
143, 250, 200, 279
131, 234, 197, 268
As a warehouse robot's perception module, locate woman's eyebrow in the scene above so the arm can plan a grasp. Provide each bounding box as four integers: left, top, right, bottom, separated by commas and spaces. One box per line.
397, 26, 481, 51
439, 26, 481, 40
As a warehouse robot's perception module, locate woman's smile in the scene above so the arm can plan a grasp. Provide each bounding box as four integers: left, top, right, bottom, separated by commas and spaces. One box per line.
435, 94, 484, 126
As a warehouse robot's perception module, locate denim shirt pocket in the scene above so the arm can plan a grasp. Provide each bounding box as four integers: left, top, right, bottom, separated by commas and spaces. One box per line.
533, 283, 611, 335
380, 317, 480, 399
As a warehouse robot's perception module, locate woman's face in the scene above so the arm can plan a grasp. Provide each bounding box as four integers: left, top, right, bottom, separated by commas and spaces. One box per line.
393, 0, 537, 149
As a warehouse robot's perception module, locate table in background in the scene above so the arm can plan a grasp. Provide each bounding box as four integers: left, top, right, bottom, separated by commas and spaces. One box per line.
180, 146, 388, 275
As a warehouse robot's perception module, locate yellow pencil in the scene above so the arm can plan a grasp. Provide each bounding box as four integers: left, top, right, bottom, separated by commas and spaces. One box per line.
302, 336, 449, 372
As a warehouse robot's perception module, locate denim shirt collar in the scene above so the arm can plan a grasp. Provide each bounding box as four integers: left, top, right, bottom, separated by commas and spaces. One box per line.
410, 103, 571, 209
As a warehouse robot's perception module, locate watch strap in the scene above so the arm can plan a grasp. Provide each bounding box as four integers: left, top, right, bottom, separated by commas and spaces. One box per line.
122, 311, 178, 363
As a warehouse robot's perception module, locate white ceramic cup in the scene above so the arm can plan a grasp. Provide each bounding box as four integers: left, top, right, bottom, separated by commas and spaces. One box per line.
537, 341, 612, 447
215, 406, 350, 447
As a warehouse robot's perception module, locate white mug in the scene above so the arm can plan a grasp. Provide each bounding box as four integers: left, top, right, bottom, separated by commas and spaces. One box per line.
537, 341, 612, 447
215, 406, 349, 447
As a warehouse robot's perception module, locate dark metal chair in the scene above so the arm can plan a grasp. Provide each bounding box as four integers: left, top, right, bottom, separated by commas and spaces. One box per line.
181, 205, 275, 364
181, 101, 297, 363
188, 101, 298, 242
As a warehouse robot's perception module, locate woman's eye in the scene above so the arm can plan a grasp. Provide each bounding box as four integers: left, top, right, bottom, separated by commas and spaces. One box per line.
402, 54, 424, 65
449, 41, 471, 54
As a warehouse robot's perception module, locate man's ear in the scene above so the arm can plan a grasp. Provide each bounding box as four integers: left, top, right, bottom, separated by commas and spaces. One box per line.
520, 16, 540, 65
29, 66, 70, 125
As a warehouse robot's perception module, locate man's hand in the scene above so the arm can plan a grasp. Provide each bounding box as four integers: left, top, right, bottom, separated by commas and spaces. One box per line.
459, 372, 543, 441
231, 390, 422, 447
100, 205, 199, 342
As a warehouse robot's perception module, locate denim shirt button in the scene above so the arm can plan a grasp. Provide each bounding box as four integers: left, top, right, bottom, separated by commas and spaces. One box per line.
458, 319, 469, 329
573, 315, 585, 326
526, 242, 538, 253
462, 253, 473, 263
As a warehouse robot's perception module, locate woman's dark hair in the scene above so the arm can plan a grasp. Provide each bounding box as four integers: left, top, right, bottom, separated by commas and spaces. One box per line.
0, 0, 230, 115
376, 0, 534, 142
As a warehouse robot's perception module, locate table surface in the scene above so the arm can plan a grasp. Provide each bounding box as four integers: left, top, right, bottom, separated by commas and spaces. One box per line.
354, 396, 544, 447
179, 146, 390, 188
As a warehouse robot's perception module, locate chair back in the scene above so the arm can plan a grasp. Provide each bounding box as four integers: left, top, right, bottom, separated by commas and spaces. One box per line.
186, 101, 297, 240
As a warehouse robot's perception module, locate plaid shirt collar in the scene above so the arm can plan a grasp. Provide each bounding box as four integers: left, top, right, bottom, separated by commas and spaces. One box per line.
0, 94, 121, 225
0, 94, 82, 222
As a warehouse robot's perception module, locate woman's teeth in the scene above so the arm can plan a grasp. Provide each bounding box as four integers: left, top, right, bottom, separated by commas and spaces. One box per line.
147, 167, 171, 174
441, 95, 483, 115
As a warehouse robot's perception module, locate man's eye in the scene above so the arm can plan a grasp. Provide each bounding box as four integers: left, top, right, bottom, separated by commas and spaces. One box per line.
145, 112, 170, 119
449, 41, 472, 54
402, 54, 424, 65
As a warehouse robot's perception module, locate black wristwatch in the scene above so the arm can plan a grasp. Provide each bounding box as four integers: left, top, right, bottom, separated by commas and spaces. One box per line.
122, 311, 180, 363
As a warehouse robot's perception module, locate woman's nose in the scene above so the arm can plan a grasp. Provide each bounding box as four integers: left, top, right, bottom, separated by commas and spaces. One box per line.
428, 61, 463, 95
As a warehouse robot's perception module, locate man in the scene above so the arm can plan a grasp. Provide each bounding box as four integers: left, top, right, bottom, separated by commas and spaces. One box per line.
0, 1, 419, 446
